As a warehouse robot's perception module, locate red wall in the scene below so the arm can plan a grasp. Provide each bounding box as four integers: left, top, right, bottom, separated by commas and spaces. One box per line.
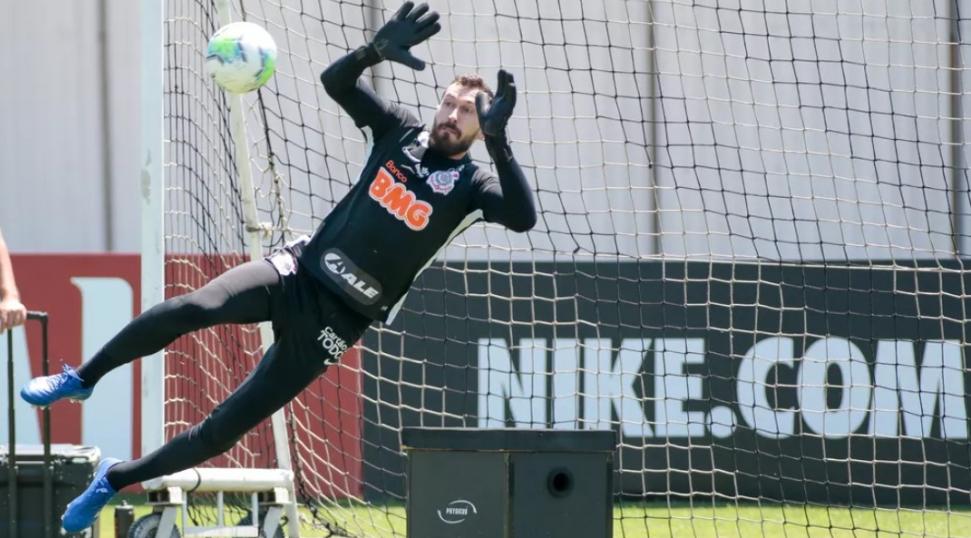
11, 254, 141, 450
9, 254, 362, 497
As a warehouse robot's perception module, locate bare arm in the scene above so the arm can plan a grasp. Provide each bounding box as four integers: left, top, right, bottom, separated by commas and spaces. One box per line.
0, 229, 26, 330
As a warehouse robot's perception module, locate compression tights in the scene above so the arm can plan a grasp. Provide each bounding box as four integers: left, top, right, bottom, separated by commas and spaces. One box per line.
74, 261, 328, 490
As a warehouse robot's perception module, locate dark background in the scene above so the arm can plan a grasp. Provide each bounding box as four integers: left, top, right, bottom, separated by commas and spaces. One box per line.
359, 260, 971, 506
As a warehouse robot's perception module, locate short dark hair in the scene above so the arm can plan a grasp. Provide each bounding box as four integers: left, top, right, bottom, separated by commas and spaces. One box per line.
451, 73, 494, 101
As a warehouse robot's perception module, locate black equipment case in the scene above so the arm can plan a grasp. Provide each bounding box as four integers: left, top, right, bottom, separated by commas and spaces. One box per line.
1, 313, 101, 538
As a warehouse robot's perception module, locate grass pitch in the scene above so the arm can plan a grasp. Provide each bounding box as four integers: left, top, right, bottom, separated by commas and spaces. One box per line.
97, 497, 970, 537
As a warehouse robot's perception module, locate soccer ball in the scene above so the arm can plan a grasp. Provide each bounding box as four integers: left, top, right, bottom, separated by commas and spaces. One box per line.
205, 22, 277, 94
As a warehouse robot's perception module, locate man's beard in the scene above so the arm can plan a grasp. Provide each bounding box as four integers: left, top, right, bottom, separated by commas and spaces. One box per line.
429, 122, 475, 156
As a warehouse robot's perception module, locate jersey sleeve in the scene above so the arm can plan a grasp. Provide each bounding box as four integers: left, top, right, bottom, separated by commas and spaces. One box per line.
470, 139, 538, 232
470, 170, 499, 215
320, 46, 421, 141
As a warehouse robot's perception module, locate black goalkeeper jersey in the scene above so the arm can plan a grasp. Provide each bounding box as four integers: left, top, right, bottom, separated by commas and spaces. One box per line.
300, 47, 536, 322
301, 117, 496, 321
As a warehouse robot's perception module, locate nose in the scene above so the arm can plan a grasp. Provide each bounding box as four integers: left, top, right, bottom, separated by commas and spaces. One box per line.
448, 108, 459, 121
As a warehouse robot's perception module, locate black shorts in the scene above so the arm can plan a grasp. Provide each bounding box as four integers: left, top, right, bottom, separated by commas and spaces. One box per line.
266, 237, 371, 366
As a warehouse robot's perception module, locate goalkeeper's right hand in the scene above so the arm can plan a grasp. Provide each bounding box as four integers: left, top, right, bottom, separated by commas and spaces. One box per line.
368, 1, 441, 70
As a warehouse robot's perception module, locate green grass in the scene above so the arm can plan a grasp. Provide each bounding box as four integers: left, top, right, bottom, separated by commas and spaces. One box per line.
97, 499, 971, 537
98, 495, 154, 538
610, 504, 971, 538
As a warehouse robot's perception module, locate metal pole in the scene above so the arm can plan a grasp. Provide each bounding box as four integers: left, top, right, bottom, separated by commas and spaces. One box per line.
647, 0, 661, 257
951, 0, 965, 255
34, 313, 53, 538
7, 329, 17, 538
140, 0, 166, 458
211, 2, 299, 534
99, 0, 115, 251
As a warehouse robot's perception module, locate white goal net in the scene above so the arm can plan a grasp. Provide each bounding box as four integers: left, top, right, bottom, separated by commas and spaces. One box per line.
153, 0, 971, 536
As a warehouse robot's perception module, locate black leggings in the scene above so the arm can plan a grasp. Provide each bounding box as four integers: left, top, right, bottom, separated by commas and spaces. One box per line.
79, 260, 280, 386
74, 260, 343, 491
106, 341, 325, 490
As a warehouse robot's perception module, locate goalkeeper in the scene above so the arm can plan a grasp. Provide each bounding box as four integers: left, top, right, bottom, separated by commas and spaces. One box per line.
20, 1, 536, 532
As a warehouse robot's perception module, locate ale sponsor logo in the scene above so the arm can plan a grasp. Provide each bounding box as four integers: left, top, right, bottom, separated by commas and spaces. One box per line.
322, 249, 382, 304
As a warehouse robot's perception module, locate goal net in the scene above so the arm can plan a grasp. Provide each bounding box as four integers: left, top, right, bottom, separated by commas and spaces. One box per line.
156, 0, 971, 536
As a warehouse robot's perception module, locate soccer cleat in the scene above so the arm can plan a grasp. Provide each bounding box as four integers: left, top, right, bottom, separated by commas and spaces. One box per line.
20, 364, 93, 407
61, 457, 121, 533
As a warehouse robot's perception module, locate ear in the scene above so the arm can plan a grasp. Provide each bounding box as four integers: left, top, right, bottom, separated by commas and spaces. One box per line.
475, 128, 485, 141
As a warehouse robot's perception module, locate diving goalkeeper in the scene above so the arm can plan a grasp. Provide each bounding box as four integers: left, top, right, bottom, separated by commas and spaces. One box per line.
20, 2, 536, 531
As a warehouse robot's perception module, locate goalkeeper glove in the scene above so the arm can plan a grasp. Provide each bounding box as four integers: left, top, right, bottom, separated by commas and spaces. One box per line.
368, 1, 441, 70
476, 70, 517, 144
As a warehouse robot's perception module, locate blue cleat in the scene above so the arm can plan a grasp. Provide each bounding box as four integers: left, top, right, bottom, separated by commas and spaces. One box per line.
62, 457, 121, 533
20, 364, 93, 407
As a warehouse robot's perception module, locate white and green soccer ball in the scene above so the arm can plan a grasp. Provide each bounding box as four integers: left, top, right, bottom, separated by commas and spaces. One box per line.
205, 22, 277, 94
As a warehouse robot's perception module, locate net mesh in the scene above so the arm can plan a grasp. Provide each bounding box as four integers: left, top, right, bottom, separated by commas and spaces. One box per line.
162, 0, 971, 535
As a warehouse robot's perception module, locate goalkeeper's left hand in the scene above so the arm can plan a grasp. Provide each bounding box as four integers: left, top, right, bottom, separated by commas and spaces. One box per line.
475, 70, 516, 142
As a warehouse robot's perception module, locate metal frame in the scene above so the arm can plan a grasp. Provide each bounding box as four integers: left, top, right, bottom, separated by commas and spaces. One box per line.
139, 0, 165, 458
4, 312, 56, 538
142, 468, 292, 537
141, 0, 301, 533
211, 0, 300, 534
950, 0, 966, 255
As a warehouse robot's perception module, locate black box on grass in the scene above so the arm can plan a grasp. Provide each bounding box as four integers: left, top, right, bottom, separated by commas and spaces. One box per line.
0, 444, 101, 538
402, 428, 615, 538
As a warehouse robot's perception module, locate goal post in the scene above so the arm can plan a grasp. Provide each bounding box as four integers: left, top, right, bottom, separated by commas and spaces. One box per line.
141, 0, 304, 532
144, 0, 971, 536
209, 0, 302, 533
139, 0, 164, 458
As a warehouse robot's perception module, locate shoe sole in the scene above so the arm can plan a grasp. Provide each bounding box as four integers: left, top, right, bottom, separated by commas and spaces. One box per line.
23, 395, 91, 409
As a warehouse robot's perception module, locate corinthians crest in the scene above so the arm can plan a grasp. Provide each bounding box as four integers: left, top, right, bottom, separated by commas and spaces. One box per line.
426, 165, 464, 195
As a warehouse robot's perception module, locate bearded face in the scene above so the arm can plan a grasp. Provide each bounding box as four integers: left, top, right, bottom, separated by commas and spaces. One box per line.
428, 118, 478, 156
428, 83, 485, 157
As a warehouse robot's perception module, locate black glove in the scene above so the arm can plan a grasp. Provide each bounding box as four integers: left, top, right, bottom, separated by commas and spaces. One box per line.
475, 70, 517, 142
369, 1, 441, 70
